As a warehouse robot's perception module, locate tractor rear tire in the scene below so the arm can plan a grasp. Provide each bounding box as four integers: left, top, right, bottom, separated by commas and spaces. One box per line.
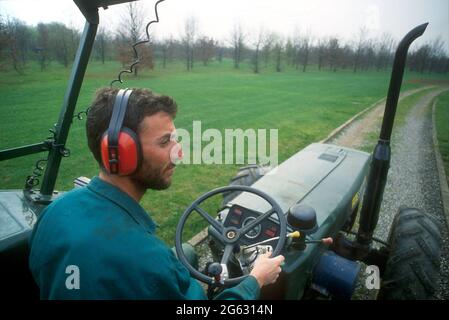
379, 207, 442, 300
222, 165, 271, 205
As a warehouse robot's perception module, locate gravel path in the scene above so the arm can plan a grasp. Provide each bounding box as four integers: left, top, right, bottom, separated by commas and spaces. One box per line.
372, 88, 449, 299
329, 86, 434, 149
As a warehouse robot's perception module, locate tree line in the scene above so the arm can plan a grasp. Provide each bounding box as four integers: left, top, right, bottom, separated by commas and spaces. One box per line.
1, 4, 448, 75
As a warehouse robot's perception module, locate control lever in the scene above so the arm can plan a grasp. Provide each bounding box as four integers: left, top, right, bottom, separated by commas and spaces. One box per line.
241, 231, 333, 252
206, 262, 229, 284
205, 262, 229, 299
241, 231, 301, 252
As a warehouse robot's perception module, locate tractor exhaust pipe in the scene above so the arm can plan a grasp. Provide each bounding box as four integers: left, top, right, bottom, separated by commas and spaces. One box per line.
356, 23, 428, 247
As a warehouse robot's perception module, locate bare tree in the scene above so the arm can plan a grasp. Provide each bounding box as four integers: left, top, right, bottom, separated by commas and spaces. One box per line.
0, 13, 9, 71
231, 23, 245, 69
118, 2, 153, 76
375, 33, 394, 71
116, 34, 129, 68
57, 26, 69, 68
316, 38, 327, 71
284, 39, 295, 66
300, 32, 312, 72
2, 16, 28, 74
328, 37, 340, 72
47, 22, 72, 68
251, 28, 265, 73
412, 44, 432, 73
36, 23, 50, 71
182, 17, 197, 71
216, 41, 224, 63
340, 44, 353, 70
291, 29, 312, 72
261, 32, 274, 68
67, 22, 80, 61
409, 38, 449, 74
429, 38, 449, 74
95, 27, 107, 64
428, 37, 445, 73
292, 31, 301, 70
120, 2, 145, 43
160, 40, 168, 68
160, 36, 175, 68
273, 35, 284, 72
352, 27, 367, 73
197, 36, 216, 66
361, 39, 375, 71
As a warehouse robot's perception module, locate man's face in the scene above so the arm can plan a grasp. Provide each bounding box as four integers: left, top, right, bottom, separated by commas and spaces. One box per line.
131, 112, 179, 190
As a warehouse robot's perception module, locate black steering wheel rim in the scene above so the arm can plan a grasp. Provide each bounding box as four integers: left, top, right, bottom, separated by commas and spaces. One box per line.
175, 185, 287, 286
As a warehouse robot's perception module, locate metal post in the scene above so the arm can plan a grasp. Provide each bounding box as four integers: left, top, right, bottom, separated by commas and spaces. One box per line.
0, 142, 49, 161
39, 16, 99, 198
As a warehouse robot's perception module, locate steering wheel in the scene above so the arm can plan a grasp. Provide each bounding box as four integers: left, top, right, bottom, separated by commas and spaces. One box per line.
175, 185, 287, 286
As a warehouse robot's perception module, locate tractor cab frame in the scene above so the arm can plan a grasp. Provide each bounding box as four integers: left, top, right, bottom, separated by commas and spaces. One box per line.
0, 0, 441, 300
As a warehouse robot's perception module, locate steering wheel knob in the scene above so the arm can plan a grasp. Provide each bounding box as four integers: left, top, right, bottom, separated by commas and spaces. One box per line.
226, 230, 237, 239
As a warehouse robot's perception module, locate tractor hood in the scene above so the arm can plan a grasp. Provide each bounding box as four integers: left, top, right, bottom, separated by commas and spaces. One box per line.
226, 143, 371, 232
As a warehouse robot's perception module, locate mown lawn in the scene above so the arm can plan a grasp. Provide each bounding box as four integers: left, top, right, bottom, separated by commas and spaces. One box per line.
435, 91, 449, 185
0, 59, 445, 244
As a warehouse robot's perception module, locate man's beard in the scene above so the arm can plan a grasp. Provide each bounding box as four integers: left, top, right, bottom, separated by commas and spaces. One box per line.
131, 160, 174, 191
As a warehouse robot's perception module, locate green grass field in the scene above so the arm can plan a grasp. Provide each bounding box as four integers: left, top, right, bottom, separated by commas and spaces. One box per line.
0, 59, 447, 244
435, 91, 449, 185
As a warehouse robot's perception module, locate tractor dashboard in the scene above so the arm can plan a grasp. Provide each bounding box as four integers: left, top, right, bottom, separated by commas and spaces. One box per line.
222, 204, 281, 248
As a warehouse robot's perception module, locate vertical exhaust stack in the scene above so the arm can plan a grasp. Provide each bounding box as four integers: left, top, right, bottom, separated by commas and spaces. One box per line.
356, 23, 428, 247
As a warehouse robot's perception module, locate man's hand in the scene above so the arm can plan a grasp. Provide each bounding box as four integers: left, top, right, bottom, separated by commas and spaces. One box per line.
249, 252, 284, 288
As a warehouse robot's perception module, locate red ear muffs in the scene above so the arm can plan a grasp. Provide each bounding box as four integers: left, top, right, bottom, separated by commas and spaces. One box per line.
101, 127, 142, 176
100, 89, 142, 176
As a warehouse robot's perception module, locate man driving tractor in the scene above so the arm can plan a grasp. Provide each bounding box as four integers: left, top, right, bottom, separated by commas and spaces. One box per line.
28, 87, 284, 299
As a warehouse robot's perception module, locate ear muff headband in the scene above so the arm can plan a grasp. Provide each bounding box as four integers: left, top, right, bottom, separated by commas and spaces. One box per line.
106, 89, 133, 174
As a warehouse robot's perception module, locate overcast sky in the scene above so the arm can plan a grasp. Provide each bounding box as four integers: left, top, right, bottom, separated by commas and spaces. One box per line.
1, 0, 448, 50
